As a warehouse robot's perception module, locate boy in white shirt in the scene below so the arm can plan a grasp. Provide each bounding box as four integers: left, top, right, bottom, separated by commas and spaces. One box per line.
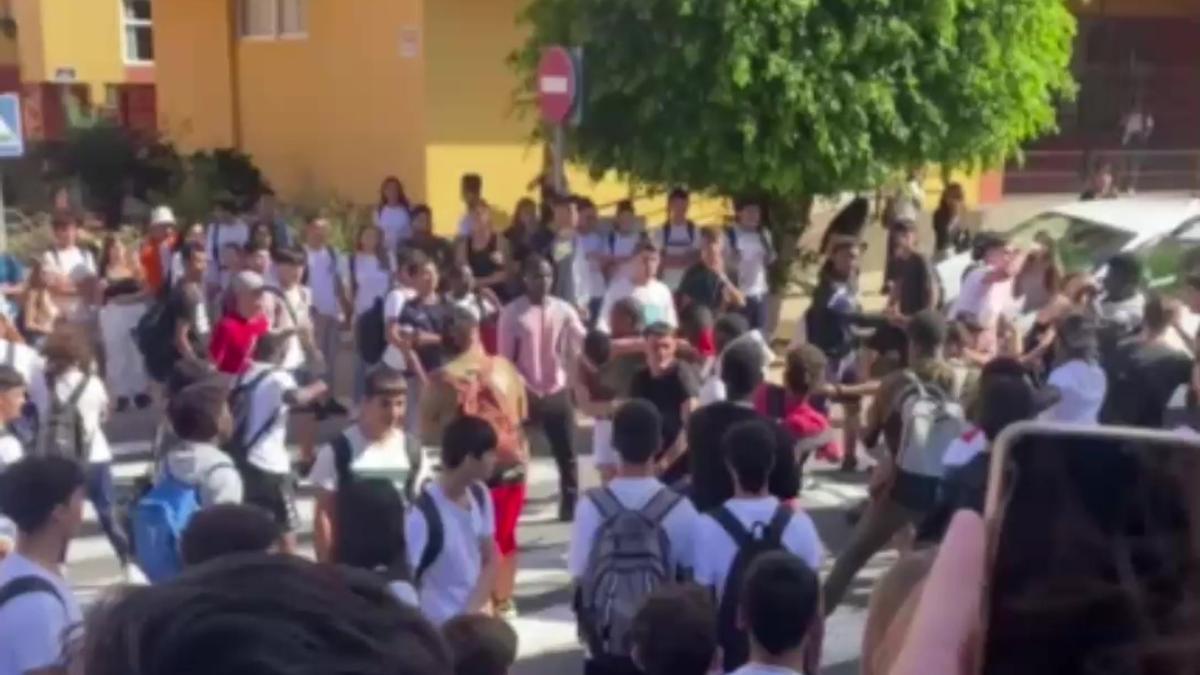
726, 553, 822, 675
309, 367, 410, 562
206, 201, 250, 300
235, 332, 327, 552
41, 214, 97, 322
597, 241, 678, 333
0, 366, 26, 550
604, 200, 643, 284
406, 415, 499, 626
382, 250, 420, 373
568, 399, 699, 674
694, 420, 824, 672
659, 188, 700, 290
726, 199, 776, 332
302, 218, 347, 410
0, 456, 86, 675
1041, 312, 1107, 424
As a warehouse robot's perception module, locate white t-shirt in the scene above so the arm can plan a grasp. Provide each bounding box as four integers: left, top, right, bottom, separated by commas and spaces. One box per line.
694, 497, 824, 602
382, 286, 416, 371
42, 245, 97, 318
942, 428, 988, 469
1041, 359, 1107, 424
274, 285, 312, 371
574, 232, 607, 301
609, 231, 642, 282
596, 278, 678, 333
0, 339, 47, 406
30, 368, 110, 464
389, 580, 419, 607
660, 223, 699, 289
405, 481, 496, 626
305, 246, 343, 319
340, 253, 393, 317
206, 222, 250, 288
376, 206, 412, 251
308, 425, 410, 493
0, 435, 21, 469
0, 553, 83, 675
239, 363, 299, 475
729, 228, 771, 297
592, 419, 616, 469
952, 266, 1016, 328
566, 477, 698, 579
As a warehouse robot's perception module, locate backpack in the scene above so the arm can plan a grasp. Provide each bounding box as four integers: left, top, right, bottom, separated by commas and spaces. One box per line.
439, 357, 526, 471
712, 505, 793, 672
660, 221, 697, 250
412, 482, 489, 583
351, 255, 387, 364
726, 226, 776, 262
35, 374, 90, 462
0, 575, 65, 611
135, 296, 179, 382
890, 375, 968, 511
223, 368, 281, 459
578, 486, 684, 657
330, 432, 412, 556
130, 462, 229, 583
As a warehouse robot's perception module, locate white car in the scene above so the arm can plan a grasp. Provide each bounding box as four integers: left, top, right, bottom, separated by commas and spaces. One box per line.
937, 196, 1200, 303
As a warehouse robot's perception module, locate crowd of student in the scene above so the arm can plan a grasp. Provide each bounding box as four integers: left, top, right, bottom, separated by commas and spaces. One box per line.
0, 166, 1198, 675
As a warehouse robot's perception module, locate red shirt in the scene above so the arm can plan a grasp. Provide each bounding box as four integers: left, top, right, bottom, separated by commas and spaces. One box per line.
753, 385, 838, 459
208, 311, 269, 374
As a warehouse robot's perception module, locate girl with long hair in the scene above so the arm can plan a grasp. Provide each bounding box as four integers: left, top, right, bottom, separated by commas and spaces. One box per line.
375, 176, 412, 253
343, 224, 394, 398
97, 236, 151, 410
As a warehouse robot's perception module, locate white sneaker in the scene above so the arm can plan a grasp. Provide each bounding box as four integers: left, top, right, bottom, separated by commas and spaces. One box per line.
123, 563, 149, 585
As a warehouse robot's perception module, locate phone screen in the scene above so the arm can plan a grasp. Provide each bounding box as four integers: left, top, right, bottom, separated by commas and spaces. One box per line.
984, 429, 1200, 675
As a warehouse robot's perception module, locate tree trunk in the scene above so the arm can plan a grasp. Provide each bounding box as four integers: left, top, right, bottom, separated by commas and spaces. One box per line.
766, 193, 814, 295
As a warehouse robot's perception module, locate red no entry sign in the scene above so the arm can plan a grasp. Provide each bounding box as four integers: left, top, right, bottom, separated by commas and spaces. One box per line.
538, 46, 578, 124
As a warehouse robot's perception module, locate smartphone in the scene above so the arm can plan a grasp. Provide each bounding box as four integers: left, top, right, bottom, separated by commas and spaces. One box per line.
982, 421, 1200, 675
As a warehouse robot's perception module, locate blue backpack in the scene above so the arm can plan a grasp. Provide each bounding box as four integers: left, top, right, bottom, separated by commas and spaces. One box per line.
131, 464, 228, 583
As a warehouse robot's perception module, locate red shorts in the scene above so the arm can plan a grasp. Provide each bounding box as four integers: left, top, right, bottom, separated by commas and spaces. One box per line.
490, 482, 526, 556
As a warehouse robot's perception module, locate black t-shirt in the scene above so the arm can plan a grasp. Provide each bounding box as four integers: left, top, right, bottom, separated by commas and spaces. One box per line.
398, 300, 450, 371
887, 253, 935, 315
630, 362, 700, 453
169, 281, 208, 355
1101, 339, 1193, 428
687, 402, 801, 513
677, 264, 725, 313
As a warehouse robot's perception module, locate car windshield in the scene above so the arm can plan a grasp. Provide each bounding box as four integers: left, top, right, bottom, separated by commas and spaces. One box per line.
1141, 218, 1200, 289
1006, 212, 1135, 273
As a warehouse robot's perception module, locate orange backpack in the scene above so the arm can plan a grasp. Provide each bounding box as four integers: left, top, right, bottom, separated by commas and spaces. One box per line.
444, 357, 526, 468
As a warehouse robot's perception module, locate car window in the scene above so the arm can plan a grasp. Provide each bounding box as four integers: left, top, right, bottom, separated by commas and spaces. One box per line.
1141, 217, 1200, 289
1007, 213, 1135, 273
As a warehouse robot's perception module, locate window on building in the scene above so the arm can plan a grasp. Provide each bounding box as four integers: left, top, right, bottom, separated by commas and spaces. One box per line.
121, 0, 153, 64
240, 0, 308, 39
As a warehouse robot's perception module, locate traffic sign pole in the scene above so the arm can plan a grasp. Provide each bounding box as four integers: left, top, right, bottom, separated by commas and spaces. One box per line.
537, 46, 580, 197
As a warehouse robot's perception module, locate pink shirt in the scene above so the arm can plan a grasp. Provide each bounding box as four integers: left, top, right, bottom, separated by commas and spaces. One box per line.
498, 296, 586, 397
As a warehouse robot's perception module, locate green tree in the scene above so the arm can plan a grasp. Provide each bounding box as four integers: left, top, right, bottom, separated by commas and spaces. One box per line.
513, 0, 1077, 289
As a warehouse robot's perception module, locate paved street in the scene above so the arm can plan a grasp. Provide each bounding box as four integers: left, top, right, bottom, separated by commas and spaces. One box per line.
66, 404, 879, 675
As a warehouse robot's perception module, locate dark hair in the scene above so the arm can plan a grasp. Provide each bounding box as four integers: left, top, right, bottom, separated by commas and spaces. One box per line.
410, 204, 432, 226
333, 478, 411, 585
1107, 253, 1143, 287
632, 584, 718, 675
978, 376, 1035, 442
461, 173, 483, 194
0, 364, 25, 391
242, 238, 271, 256
616, 199, 635, 215
404, 250, 434, 278
668, 187, 690, 203
179, 240, 205, 264
723, 421, 776, 493
610, 297, 645, 333
364, 367, 406, 399
679, 304, 714, 342
612, 399, 662, 464
379, 176, 410, 211
441, 306, 479, 356
574, 195, 596, 212
168, 382, 228, 443
584, 330, 612, 365
0, 456, 84, 533
1143, 292, 1180, 335
522, 254, 554, 278
783, 344, 827, 399
98, 235, 124, 278
271, 245, 306, 267
721, 339, 765, 400
907, 309, 947, 354
441, 615, 518, 675
699, 228, 722, 246
980, 356, 1026, 383
741, 552, 820, 656
166, 358, 220, 397
714, 313, 750, 352
50, 211, 76, 229
252, 330, 294, 364
636, 239, 661, 255
180, 504, 281, 567
1056, 311, 1100, 361
441, 416, 498, 469
644, 321, 674, 339
79, 555, 451, 675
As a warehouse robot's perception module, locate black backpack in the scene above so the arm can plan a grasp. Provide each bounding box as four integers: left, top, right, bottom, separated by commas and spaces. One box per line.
330, 432, 412, 559
350, 256, 387, 364
712, 504, 793, 673
135, 296, 179, 382
0, 575, 66, 612
412, 482, 489, 584
660, 221, 697, 249
35, 374, 90, 462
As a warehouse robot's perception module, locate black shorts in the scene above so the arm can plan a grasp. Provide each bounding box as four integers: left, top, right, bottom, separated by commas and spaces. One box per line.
240, 462, 299, 532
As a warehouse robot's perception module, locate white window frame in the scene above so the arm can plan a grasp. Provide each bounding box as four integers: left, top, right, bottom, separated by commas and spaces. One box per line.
119, 0, 153, 65
239, 0, 308, 41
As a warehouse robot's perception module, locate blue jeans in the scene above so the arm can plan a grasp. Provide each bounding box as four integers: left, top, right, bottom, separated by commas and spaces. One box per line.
742, 295, 768, 332
86, 462, 130, 565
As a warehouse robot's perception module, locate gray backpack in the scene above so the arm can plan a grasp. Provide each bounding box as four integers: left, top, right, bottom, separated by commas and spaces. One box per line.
891, 374, 967, 511
35, 374, 90, 462
578, 486, 683, 657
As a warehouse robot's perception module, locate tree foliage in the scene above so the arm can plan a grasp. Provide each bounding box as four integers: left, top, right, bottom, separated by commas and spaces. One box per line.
513, 0, 1077, 204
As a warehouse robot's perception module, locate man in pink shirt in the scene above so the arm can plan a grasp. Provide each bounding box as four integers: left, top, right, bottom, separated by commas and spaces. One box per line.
498, 257, 586, 520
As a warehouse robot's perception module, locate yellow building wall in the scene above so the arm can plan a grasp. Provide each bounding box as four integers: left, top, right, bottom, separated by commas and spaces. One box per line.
154, 0, 238, 150
235, 0, 426, 210
10, 0, 44, 83
24, 0, 125, 100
